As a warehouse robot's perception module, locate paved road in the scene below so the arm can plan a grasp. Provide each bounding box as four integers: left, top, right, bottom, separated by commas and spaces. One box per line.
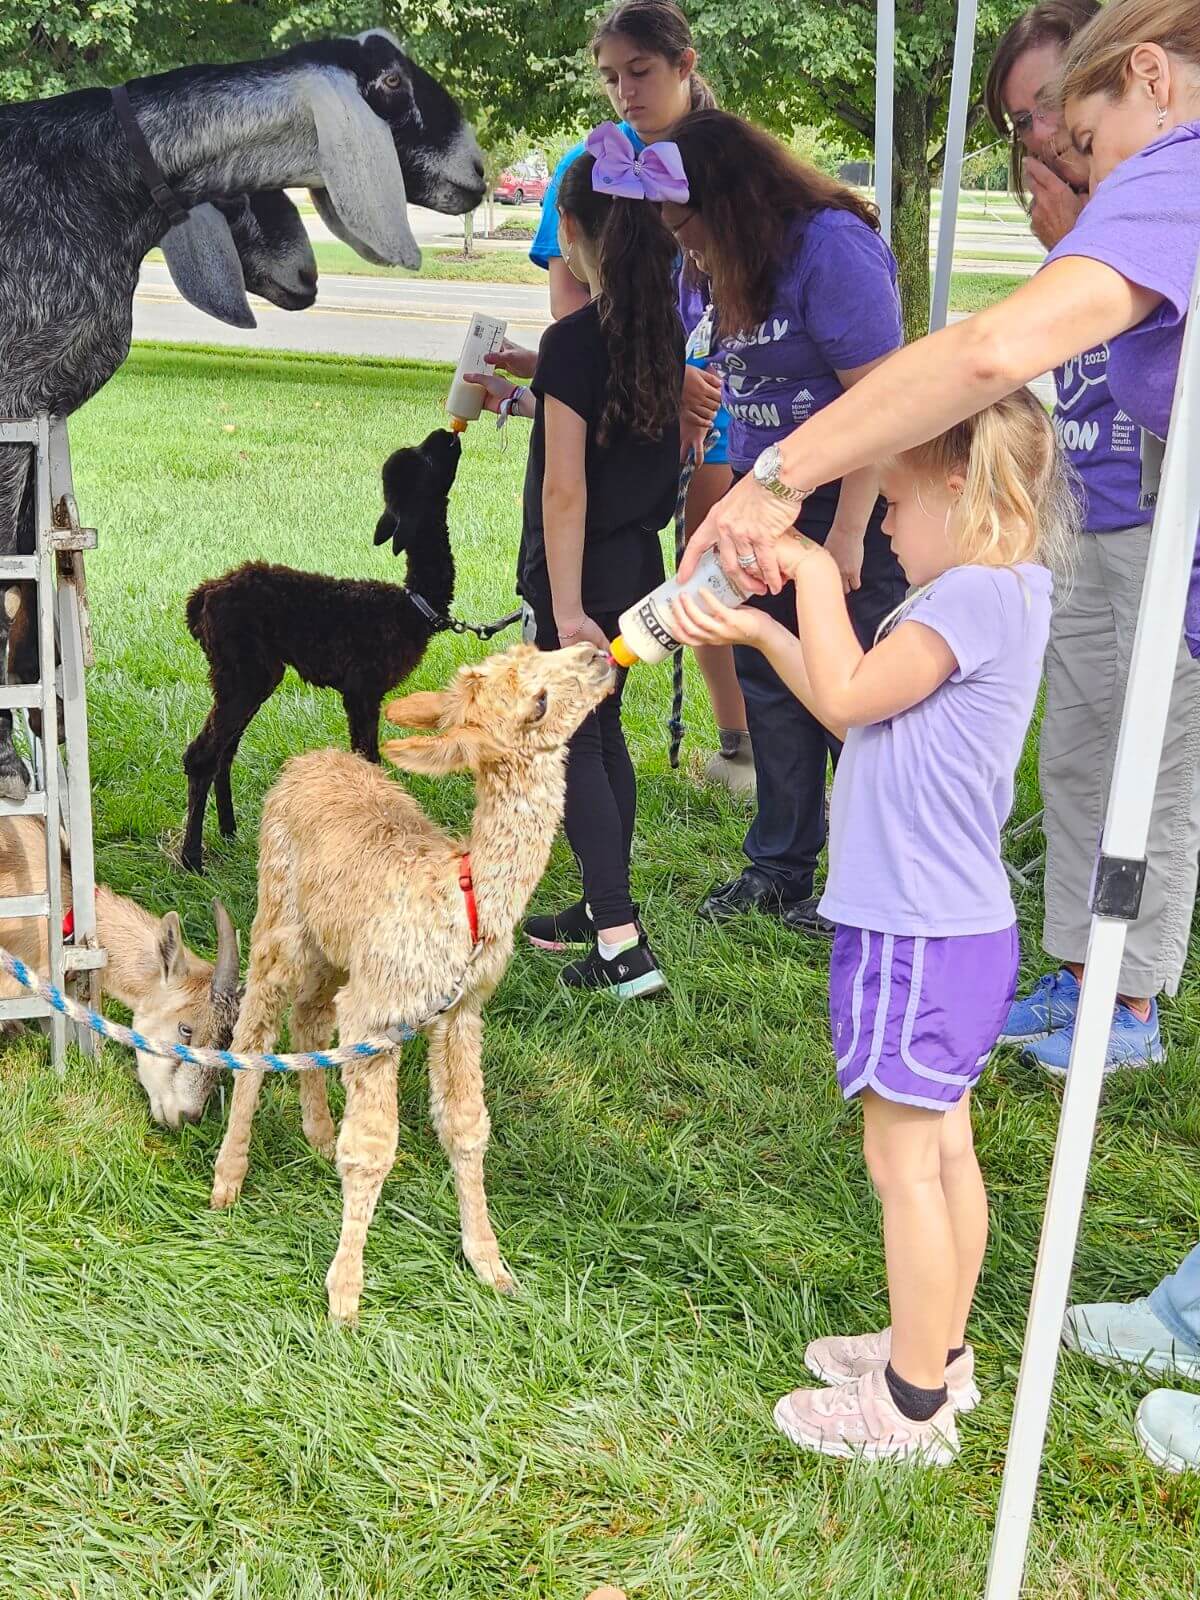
132, 262, 1054, 405
133, 263, 553, 362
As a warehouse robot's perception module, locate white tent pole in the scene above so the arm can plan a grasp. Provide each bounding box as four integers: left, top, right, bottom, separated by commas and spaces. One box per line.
874, 0, 895, 244
984, 251, 1200, 1600
929, 0, 978, 331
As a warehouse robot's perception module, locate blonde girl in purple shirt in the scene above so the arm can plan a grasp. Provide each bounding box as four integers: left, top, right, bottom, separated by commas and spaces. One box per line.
670, 389, 1076, 1464
675, 0, 1200, 1470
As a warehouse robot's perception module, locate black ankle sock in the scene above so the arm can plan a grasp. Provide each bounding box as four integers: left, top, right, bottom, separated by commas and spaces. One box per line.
885, 1362, 949, 1422
947, 1345, 967, 1365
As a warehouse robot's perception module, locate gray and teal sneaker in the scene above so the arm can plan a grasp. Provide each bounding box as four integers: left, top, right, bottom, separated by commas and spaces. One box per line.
560, 936, 667, 999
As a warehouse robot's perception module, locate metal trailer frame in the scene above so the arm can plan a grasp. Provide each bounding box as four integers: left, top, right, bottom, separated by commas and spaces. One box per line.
0, 415, 105, 1064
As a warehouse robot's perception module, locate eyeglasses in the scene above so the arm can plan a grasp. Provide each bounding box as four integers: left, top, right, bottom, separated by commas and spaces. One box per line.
1009, 96, 1060, 138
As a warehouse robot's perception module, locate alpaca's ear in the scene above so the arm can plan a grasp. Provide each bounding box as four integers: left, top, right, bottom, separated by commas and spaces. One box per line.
384, 690, 448, 728
300, 66, 420, 268
383, 728, 503, 775
160, 203, 257, 328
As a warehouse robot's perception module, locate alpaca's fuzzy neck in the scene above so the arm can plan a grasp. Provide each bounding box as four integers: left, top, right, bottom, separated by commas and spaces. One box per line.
465, 751, 568, 940
404, 508, 455, 621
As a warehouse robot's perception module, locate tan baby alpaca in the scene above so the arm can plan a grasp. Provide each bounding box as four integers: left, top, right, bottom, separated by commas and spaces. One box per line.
209, 641, 615, 1322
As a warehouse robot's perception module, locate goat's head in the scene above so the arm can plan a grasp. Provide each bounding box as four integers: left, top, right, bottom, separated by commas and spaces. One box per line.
374, 428, 461, 555
298, 30, 485, 270
160, 191, 317, 329
218, 192, 318, 309
131, 899, 240, 1130
382, 643, 616, 774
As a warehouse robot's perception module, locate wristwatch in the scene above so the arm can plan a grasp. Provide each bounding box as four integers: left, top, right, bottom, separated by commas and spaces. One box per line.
753, 443, 809, 507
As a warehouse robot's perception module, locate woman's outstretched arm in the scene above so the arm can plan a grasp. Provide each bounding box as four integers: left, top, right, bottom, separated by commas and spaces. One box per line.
681, 257, 1162, 594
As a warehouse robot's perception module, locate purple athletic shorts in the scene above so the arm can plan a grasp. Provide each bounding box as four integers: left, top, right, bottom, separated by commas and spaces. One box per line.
829, 924, 1019, 1110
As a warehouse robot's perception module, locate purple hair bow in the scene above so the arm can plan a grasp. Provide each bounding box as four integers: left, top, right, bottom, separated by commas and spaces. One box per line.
585, 121, 690, 204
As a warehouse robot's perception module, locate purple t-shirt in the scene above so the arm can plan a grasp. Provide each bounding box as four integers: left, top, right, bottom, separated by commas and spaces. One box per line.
715, 208, 902, 472
1045, 124, 1200, 641
1053, 345, 1143, 532
819, 564, 1052, 937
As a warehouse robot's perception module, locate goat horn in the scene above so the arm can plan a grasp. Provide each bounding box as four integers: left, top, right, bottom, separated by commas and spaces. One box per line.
210, 898, 240, 995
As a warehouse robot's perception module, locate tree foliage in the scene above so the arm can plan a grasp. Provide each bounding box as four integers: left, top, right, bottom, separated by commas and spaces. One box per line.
4, 1, 1034, 333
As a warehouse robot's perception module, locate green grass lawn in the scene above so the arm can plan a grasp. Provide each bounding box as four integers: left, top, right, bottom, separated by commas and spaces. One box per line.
947, 272, 1031, 314
1, 346, 1196, 1598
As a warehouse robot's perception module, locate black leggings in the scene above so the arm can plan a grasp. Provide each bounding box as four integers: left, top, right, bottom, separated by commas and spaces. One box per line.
527, 603, 637, 928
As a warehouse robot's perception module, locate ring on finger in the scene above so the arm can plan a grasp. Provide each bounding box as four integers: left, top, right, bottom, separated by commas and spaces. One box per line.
736, 552, 759, 570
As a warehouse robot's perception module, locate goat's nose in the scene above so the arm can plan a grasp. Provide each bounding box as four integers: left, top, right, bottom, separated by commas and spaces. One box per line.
298, 266, 317, 292
180, 1106, 204, 1126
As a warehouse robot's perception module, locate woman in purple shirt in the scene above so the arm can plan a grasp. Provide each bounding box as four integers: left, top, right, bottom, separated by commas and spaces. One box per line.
684, 0, 1200, 922
662, 112, 907, 933
984, 0, 1200, 1074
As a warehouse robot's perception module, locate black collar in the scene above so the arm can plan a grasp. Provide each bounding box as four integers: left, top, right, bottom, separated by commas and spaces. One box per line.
111, 84, 191, 227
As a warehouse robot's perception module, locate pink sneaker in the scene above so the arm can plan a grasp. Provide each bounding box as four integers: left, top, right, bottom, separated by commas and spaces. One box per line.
774, 1367, 959, 1465
804, 1327, 981, 1412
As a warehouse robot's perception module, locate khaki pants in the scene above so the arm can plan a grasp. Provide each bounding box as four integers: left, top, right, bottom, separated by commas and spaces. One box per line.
1040, 525, 1200, 996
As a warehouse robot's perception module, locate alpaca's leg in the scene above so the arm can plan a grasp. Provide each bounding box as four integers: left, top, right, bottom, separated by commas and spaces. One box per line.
181, 722, 218, 873
325, 987, 399, 1324
342, 686, 382, 763
291, 956, 342, 1160
214, 760, 237, 838
427, 1006, 516, 1295
182, 661, 281, 870
210, 1068, 267, 1210
211, 919, 299, 1209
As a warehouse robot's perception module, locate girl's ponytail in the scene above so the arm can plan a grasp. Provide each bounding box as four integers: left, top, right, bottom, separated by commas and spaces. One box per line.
558, 151, 682, 445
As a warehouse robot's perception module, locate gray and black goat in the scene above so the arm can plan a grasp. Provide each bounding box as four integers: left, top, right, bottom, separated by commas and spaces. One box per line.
0, 28, 484, 799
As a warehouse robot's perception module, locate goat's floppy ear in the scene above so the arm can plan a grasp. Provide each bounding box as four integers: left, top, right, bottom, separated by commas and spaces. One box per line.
308, 187, 391, 268
156, 911, 190, 986
383, 727, 503, 775
301, 67, 421, 269
160, 204, 257, 329
384, 690, 448, 728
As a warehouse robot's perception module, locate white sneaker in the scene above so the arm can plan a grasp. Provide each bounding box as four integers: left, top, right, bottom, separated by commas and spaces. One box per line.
804, 1327, 981, 1412
774, 1366, 959, 1465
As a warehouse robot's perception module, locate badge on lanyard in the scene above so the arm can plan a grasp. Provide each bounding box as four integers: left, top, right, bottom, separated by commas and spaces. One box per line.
686, 303, 716, 363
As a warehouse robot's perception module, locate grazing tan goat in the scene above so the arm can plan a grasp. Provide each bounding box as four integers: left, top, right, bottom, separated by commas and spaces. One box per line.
0, 816, 240, 1127
209, 640, 616, 1322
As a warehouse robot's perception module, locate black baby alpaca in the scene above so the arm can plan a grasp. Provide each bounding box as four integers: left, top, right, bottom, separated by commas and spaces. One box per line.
180, 428, 460, 873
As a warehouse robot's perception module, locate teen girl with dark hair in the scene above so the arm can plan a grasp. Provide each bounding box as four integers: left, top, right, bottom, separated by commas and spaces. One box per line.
470, 128, 686, 995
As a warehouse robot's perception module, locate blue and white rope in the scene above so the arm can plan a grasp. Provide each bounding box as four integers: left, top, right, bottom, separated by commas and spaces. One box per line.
0, 945, 460, 1073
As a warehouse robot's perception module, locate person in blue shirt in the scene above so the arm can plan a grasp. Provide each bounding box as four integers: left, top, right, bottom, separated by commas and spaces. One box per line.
524, 1, 754, 794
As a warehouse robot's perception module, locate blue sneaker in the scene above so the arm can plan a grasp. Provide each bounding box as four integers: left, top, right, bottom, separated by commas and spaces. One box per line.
998, 967, 1080, 1044
1024, 997, 1164, 1077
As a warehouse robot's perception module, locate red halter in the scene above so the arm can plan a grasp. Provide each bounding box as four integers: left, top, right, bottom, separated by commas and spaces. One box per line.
459, 854, 480, 946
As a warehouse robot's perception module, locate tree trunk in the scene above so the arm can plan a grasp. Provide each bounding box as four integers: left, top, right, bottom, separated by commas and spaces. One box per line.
891, 86, 932, 344
462, 209, 475, 257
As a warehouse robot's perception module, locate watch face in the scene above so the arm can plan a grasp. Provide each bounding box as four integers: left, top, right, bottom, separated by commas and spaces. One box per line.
756, 445, 779, 482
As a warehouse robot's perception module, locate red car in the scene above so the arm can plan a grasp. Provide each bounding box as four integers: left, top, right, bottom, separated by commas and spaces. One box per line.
493, 168, 549, 206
